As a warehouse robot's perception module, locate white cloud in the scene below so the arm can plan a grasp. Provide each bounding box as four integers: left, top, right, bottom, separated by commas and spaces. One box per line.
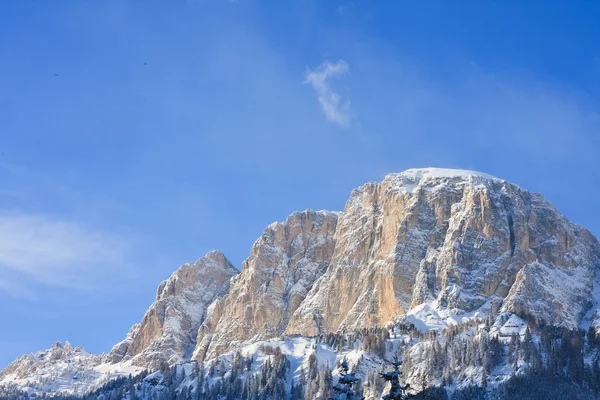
305, 60, 351, 127
0, 212, 135, 297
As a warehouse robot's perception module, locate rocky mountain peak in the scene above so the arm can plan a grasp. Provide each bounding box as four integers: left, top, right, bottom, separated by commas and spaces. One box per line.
50, 341, 64, 350
155, 250, 236, 301
108, 251, 238, 369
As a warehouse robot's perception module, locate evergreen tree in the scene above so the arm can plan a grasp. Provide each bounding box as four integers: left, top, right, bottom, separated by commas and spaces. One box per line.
332, 358, 363, 400
379, 354, 410, 400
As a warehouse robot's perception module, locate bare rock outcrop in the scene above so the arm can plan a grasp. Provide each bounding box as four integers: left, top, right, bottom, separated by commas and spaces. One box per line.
108, 251, 238, 369
192, 210, 338, 360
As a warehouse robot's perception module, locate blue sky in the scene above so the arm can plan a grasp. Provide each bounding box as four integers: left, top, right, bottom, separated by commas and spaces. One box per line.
1, 0, 599, 367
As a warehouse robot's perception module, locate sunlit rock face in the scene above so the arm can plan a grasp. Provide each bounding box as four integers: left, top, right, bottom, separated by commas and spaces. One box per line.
286, 168, 600, 335
108, 251, 238, 369
193, 210, 338, 360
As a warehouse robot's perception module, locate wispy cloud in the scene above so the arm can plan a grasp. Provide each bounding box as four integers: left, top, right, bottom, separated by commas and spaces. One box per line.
0, 212, 136, 298
305, 60, 351, 127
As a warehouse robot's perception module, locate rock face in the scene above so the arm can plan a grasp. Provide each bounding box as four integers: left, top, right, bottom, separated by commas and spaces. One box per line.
108, 251, 238, 369
286, 168, 600, 334
192, 210, 338, 360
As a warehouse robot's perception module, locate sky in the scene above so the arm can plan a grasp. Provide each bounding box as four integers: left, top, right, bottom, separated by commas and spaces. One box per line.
1, 0, 600, 368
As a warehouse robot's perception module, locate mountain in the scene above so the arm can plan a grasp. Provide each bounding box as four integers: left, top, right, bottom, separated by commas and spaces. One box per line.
108, 251, 238, 369
2, 168, 600, 399
193, 168, 599, 358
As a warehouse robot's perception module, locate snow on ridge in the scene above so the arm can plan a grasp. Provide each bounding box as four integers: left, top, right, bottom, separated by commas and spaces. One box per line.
266, 209, 342, 229
382, 168, 511, 194
0, 342, 144, 397
404, 299, 494, 333
394, 167, 500, 181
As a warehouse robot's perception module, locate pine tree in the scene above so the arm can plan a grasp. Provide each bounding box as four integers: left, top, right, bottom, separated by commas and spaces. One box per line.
379, 354, 410, 400
319, 364, 334, 398
332, 358, 363, 400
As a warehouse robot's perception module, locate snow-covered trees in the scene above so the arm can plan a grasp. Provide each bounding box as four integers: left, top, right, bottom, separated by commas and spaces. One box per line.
293, 353, 334, 400
332, 358, 363, 400
240, 347, 289, 400
8, 320, 600, 400
379, 355, 409, 400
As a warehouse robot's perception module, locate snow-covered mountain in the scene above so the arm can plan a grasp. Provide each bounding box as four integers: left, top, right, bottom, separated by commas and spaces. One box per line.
0, 341, 142, 397
2, 168, 600, 399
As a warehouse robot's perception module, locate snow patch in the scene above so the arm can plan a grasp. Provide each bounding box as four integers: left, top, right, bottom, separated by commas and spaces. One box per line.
404, 300, 491, 333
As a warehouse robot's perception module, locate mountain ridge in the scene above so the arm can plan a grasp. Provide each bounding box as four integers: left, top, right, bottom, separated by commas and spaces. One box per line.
2, 168, 599, 398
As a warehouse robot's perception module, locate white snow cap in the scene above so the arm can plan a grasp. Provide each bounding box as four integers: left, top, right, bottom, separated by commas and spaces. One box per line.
382, 168, 505, 194
390, 167, 499, 181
